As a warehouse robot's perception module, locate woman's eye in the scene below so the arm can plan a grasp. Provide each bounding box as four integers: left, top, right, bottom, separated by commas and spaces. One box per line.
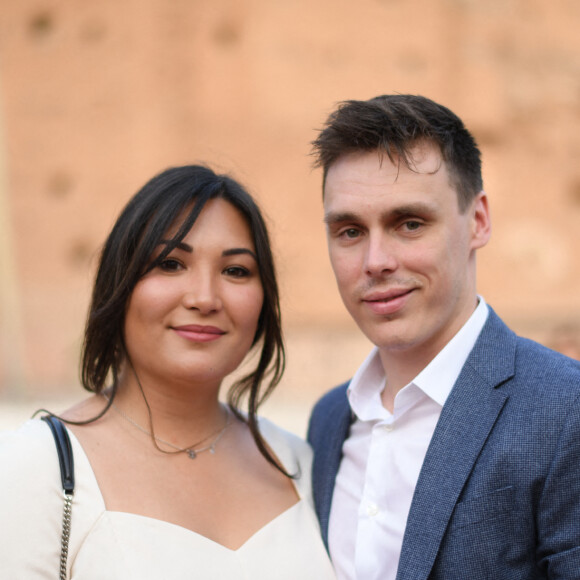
224, 266, 250, 278
159, 258, 183, 272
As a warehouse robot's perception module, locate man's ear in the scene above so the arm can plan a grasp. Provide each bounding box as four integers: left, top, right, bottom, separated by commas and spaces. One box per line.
470, 191, 492, 250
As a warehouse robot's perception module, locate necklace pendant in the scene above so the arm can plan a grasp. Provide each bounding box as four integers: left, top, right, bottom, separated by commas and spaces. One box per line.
186, 449, 197, 459
209, 445, 216, 454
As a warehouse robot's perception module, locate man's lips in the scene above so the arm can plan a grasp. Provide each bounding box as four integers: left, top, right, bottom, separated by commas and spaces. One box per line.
362, 288, 414, 302
361, 288, 415, 315
172, 324, 226, 342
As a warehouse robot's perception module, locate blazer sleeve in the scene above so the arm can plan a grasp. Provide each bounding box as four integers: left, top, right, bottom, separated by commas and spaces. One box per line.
536, 391, 580, 577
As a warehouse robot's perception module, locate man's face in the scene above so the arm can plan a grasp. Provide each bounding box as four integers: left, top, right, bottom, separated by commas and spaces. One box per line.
323, 143, 490, 366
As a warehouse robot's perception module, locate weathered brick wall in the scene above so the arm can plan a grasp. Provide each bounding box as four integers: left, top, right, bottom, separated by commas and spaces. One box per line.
1, 0, 579, 394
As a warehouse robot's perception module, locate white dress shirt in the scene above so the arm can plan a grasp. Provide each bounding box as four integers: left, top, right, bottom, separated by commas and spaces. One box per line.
328, 299, 489, 580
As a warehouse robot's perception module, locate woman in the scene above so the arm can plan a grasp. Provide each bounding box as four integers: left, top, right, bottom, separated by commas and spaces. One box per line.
0, 165, 335, 579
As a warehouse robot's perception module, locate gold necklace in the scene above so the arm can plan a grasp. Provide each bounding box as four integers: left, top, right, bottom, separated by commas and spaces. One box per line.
105, 396, 231, 459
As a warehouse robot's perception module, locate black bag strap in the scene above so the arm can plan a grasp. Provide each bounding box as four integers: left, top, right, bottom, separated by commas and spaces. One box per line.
42, 415, 75, 580
42, 415, 75, 493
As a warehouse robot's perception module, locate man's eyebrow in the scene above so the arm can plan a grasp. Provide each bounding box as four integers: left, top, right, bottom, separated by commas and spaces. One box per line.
390, 202, 438, 217
323, 211, 361, 225
223, 248, 257, 260
324, 203, 438, 226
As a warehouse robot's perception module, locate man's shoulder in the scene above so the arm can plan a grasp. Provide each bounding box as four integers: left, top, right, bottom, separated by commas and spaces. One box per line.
308, 381, 351, 443
514, 334, 580, 384
311, 381, 350, 414
489, 307, 580, 373
482, 307, 580, 400
480, 307, 580, 368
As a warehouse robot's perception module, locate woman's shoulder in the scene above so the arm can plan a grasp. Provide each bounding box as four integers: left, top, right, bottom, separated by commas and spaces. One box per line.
0, 418, 61, 478
0, 418, 69, 513
0, 419, 69, 577
257, 416, 312, 458
256, 416, 314, 494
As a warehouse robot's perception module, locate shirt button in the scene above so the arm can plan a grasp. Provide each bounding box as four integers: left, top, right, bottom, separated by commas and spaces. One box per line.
366, 503, 379, 517
382, 424, 394, 432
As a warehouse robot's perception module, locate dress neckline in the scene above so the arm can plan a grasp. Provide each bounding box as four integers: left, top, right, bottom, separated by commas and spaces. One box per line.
61, 416, 307, 551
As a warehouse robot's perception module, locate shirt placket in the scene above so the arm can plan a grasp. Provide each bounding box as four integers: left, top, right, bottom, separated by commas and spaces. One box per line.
355, 419, 398, 580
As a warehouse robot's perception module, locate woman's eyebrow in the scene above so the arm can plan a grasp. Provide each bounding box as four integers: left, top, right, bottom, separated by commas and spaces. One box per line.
223, 248, 257, 261
160, 240, 193, 252
160, 241, 257, 261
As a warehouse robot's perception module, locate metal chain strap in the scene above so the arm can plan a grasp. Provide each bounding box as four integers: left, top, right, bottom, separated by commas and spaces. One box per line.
42, 415, 75, 580
59, 490, 74, 580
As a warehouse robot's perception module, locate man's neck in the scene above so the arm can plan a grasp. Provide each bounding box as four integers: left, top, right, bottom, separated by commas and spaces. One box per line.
378, 349, 434, 413
377, 298, 486, 413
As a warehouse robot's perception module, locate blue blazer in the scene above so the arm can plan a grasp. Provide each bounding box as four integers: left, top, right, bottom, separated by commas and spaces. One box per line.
308, 308, 580, 579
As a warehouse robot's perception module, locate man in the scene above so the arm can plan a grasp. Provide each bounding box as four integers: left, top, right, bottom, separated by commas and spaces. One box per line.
307, 94, 580, 579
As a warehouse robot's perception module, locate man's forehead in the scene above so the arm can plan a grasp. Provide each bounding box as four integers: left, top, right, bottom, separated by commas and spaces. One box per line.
324, 143, 446, 190
322, 143, 465, 217
326, 150, 447, 191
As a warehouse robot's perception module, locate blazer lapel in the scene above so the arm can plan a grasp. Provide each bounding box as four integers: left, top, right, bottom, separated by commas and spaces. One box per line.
310, 386, 352, 548
396, 310, 515, 580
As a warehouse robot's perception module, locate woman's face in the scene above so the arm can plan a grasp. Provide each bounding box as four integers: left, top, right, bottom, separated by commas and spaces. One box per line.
123, 198, 264, 390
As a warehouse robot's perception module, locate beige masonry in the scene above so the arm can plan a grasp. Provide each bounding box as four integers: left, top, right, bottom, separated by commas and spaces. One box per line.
0, 0, 579, 407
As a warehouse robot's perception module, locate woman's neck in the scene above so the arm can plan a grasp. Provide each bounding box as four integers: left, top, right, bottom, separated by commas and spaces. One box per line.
109, 368, 227, 448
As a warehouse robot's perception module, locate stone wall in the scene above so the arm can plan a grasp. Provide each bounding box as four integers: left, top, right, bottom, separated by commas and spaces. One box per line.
1, 0, 579, 397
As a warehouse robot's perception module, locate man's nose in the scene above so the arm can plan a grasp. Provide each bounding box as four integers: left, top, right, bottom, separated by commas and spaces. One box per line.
364, 234, 398, 277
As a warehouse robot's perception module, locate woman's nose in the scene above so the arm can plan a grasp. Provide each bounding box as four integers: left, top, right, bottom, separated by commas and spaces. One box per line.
181, 274, 222, 314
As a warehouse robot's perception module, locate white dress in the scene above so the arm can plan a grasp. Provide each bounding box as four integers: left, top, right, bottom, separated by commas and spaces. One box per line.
0, 418, 335, 579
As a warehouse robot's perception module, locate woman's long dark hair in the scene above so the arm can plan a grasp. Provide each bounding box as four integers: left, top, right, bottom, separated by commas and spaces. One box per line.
80, 165, 287, 474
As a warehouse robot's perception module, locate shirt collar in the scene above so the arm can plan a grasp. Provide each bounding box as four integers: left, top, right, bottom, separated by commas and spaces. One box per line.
414, 297, 489, 406
347, 297, 489, 418
347, 346, 387, 421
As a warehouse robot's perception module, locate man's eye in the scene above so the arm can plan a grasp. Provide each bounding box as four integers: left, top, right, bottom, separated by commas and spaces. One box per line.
404, 221, 422, 231
342, 228, 361, 239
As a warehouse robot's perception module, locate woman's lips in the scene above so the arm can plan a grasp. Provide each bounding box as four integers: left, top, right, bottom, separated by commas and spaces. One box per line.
362, 288, 414, 316
172, 325, 226, 342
